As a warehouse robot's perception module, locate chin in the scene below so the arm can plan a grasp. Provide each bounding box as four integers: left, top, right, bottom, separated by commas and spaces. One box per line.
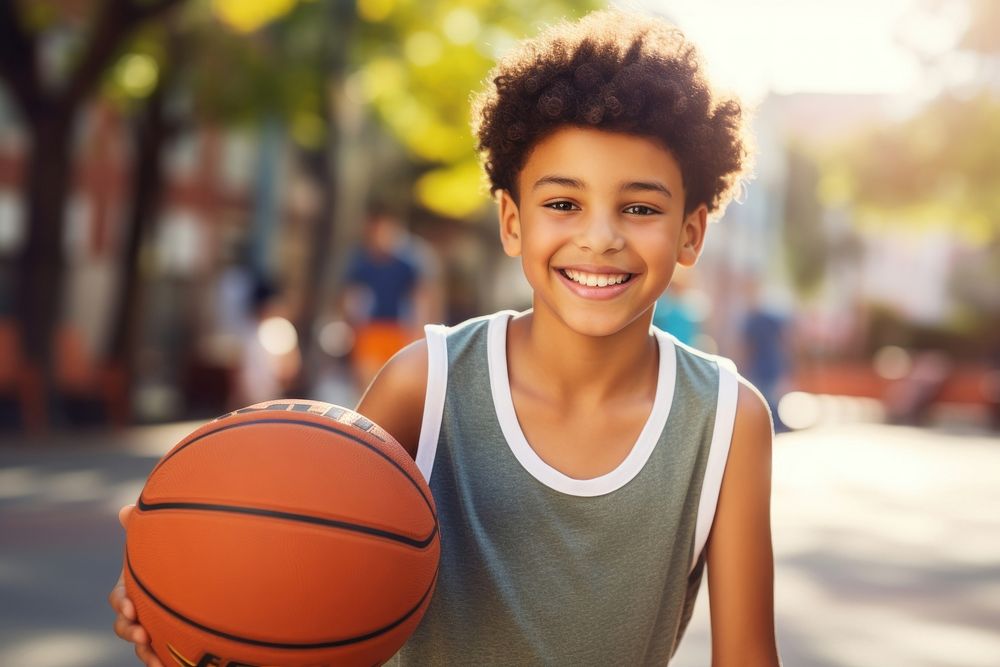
558, 308, 650, 339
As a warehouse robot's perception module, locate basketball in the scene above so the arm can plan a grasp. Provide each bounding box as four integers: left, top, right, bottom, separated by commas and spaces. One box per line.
123, 399, 439, 667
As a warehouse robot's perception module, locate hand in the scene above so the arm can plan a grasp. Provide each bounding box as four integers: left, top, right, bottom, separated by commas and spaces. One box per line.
108, 504, 164, 667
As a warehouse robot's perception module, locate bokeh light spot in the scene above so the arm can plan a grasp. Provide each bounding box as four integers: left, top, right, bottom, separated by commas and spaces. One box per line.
874, 345, 913, 380
778, 391, 823, 430
213, 0, 297, 33
117, 54, 158, 98
405, 31, 443, 67
361, 58, 405, 102
415, 160, 489, 218
442, 8, 480, 45
258, 317, 299, 356
319, 320, 355, 358
357, 0, 394, 22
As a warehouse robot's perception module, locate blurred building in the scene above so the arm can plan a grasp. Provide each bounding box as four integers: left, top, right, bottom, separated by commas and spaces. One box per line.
715, 91, 1000, 423
0, 89, 326, 423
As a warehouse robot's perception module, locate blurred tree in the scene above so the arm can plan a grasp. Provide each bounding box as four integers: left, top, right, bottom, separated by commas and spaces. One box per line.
831, 0, 1000, 239
0, 0, 185, 408
100, 0, 337, 396
831, 92, 1000, 240
0, 0, 334, 416
783, 146, 826, 296
104, 21, 186, 388
0, 0, 603, 417
352, 0, 601, 219
818, 0, 1000, 344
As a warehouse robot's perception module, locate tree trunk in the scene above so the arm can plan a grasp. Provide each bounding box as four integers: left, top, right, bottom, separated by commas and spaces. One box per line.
291, 2, 356, 396
17, 109, 74, 401
106, 81, 171, 376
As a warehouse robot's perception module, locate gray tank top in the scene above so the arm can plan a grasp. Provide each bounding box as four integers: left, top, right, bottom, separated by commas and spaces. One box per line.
392, 311, 739, 665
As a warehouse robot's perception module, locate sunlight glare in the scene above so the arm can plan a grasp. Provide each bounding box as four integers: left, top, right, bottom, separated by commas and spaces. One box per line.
638, 0, 968, 104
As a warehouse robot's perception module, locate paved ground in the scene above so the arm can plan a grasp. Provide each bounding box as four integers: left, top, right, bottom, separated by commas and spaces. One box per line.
673, 423, 1000, 667
1, 421, 998, 666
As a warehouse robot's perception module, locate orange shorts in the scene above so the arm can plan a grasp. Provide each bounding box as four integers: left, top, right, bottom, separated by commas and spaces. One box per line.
352, 322, 414, 370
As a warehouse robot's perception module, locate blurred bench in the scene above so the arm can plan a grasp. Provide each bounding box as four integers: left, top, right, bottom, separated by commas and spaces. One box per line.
54, 324, 129, 428
792, 359, 1000, 426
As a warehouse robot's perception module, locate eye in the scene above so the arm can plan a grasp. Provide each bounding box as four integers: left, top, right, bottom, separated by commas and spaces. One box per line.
623, 204, 660, 216
544, 200, 579, 212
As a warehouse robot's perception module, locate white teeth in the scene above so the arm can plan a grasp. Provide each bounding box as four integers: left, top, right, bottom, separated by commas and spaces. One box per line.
562, 269, 630, 287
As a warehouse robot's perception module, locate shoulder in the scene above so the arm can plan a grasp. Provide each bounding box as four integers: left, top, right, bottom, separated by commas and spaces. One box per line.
732, 377, 773, 459
711, 374, 773, 550
355, 338, 428, 460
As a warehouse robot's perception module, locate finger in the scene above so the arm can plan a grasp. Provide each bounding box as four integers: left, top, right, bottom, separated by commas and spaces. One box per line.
113, 614, 145, 643
119, 595, 135, 621
113, 614, 133, 640
128, 622, 149, 645
108, 582, 134, 618
135, 642, 163, 667
118, 504, 135, 529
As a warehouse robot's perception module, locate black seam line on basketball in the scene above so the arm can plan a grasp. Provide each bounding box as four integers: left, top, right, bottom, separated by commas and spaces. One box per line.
135, 497, 438, 549
125, 549, 438, 650
146, 418, 435, 520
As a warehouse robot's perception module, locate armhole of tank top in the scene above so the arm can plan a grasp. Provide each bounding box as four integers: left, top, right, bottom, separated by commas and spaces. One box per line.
690, 362, 739, 573
415, 323, 448, 483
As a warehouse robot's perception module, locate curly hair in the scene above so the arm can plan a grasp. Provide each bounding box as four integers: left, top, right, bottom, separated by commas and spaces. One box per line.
472, 10, 751, 216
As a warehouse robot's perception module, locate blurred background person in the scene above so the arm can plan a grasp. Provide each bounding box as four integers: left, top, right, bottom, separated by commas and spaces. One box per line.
338, 206, 442, 391
738, 276, 792, 431
229, 276, 301, 409
651, 266, 702, 347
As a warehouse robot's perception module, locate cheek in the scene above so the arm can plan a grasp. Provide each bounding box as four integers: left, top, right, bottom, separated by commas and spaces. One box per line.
521, 224, 565, 258
633, 228, 678, 261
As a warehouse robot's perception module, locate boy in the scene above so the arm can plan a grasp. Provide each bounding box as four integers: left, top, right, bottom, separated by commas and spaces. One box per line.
111, 9, 779, 665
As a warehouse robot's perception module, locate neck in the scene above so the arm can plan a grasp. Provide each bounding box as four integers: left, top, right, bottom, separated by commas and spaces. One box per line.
508, 306, 659, 403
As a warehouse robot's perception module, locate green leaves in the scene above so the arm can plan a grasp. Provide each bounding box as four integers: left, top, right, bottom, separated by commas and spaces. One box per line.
352, 0, 600, 218
829, 93, 1000, 241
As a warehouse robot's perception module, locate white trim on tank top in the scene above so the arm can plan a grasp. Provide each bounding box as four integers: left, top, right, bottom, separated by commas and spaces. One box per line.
487, 310, 677, 498
690, 362, 739, 572
416, 311, 507, 482
415, 323, 450, 482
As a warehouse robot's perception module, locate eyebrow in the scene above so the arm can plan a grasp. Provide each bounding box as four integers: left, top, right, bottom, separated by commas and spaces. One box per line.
531, 175, 672, 199
531, 175, 584, 191
621, 181, 673, 198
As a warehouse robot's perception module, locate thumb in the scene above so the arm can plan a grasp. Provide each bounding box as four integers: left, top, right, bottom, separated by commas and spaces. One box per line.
118, 504, 135, 530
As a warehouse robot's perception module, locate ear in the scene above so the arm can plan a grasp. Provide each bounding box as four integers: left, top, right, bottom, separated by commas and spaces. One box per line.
677, 204, 708, 267
497, 190, 522, 258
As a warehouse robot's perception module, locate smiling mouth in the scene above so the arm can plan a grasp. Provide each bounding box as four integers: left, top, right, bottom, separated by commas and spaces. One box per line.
558, 268, 634, 287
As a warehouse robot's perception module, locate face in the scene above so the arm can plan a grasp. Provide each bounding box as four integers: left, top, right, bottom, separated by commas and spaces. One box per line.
498, 127, 708, 338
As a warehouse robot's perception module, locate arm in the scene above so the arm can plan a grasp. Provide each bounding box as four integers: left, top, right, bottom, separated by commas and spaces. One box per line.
706, 381, 781, 666
355, 337, 429, 460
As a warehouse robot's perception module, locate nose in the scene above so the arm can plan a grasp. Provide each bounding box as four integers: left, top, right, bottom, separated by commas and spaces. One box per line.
574, 211, 625, 254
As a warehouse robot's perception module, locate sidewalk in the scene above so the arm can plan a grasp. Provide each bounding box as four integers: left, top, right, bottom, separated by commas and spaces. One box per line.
672, 423, 1000, 667
2, 421, 998, 666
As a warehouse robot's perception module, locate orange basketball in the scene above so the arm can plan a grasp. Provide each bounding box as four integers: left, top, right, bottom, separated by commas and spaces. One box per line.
123, 399, 439, 667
